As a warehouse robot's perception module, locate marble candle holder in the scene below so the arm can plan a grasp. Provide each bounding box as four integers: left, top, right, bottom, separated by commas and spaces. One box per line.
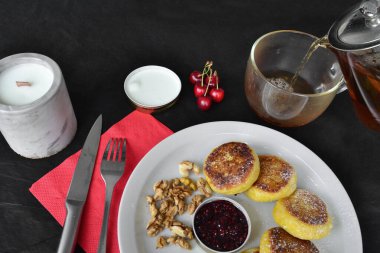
0, 53, 77, 158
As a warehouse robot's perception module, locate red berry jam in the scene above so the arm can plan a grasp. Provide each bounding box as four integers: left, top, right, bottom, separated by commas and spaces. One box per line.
194, 200, 249, 252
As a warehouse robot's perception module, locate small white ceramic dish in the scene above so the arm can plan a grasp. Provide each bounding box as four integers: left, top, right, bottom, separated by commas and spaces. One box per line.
124, 65, 181, 111
192, 196, 251, 253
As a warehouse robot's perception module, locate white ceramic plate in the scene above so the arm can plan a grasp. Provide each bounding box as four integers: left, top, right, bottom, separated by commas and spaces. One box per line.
118, 122, 362, 253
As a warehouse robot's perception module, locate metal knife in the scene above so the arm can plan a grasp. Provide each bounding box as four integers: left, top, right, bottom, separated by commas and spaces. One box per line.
57, 115, 102, 253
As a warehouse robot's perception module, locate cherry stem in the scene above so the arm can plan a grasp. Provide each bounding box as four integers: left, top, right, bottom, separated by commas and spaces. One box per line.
201, 61, 213, 87
214, 70, 219, 89
204, 74, 211, 96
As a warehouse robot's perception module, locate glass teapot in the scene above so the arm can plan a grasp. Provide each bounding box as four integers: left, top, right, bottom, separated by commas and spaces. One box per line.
328, 0, 380, 131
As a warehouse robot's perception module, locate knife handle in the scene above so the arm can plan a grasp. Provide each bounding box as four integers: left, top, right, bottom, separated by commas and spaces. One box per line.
57, 200, 84, 253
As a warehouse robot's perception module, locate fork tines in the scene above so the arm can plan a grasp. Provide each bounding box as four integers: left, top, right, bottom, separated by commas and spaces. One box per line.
103, 138, 127, 162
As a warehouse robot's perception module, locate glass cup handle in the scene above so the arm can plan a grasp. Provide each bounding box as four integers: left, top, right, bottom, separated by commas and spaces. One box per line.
337, 79, 347, 94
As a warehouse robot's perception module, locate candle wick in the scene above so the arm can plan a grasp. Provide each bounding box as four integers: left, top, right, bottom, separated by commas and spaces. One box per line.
16, 81, 32, 87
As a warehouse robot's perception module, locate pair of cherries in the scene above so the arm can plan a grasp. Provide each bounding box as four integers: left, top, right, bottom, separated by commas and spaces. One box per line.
189, 61, 225, 111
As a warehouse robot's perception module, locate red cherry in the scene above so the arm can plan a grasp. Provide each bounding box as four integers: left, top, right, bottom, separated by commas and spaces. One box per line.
197, 96, 212, 111
209, 88, 224, 103
194, 84, 207, 97
205, 71, 219, 88
189, 71, 202, 85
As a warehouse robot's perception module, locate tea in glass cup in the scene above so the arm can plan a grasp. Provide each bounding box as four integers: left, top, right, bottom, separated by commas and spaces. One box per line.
244, 30, 345, 127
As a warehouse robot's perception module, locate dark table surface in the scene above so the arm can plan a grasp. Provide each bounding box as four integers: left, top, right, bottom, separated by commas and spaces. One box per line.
1, 0, 378, 252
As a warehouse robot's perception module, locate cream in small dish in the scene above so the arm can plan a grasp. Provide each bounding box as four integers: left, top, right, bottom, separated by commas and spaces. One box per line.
124, 65, 181, 112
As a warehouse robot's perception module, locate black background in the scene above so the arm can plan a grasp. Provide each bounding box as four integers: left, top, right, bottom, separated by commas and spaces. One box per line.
0, 0, 378, 252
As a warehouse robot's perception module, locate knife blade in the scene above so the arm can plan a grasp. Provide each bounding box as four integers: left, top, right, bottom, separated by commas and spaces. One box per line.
57, 114, 102, 253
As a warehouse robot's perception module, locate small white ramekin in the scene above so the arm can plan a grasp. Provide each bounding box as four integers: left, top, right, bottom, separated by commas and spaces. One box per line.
192, 196, 252, 253
123, 65, 181, 113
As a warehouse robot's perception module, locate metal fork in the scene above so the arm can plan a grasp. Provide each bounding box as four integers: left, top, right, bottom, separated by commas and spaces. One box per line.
97, 138, 127, 253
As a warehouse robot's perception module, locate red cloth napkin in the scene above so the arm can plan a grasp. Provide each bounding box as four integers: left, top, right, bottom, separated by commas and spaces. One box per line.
29, 110, 173, 253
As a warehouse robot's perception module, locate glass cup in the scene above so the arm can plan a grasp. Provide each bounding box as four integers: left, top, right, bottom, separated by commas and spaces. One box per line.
244, 30, 345, 127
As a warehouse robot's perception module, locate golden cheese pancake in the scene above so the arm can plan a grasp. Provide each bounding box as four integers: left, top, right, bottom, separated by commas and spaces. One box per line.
204, 142, 260, 195
246, 155, 297, 202
273, 189, 332, 240
241, 247, 260, 253
260, 227, 319, 253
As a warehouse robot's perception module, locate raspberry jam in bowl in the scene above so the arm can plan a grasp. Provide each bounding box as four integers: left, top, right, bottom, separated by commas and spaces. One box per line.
192, 197, 251, 253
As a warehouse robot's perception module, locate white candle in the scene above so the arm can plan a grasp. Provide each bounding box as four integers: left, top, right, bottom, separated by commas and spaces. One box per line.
0, 53, 77, 158
0, 63, 53, 106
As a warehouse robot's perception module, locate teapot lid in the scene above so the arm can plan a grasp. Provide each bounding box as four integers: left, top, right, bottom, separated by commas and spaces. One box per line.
328, 0, 380, 51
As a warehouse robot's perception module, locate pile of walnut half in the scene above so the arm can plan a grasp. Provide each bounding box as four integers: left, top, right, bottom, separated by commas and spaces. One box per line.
146, 161, 213, 250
